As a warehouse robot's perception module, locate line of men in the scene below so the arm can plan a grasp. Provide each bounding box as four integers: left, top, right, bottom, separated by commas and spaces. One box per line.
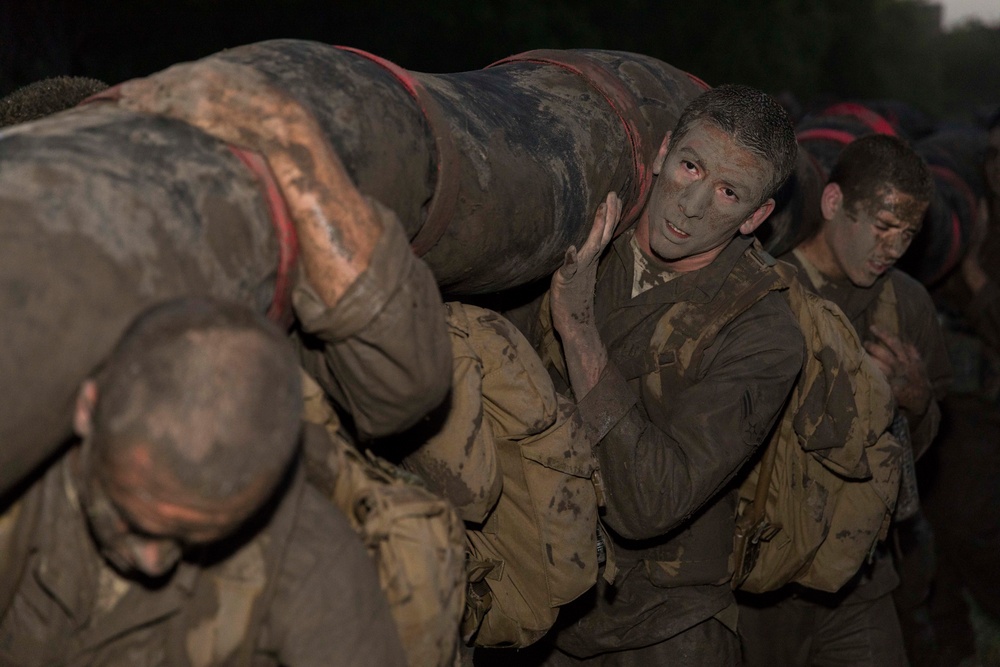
0, 80, 960, 666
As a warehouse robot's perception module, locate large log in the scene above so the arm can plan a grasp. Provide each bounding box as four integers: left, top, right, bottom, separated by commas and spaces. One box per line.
0, 39, 705, 492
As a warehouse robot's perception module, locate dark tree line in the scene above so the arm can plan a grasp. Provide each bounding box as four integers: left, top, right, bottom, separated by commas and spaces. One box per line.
1, 0, 998, 122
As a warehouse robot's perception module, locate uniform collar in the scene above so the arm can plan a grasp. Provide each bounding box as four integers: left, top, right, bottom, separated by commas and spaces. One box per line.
611, 232, 756, 307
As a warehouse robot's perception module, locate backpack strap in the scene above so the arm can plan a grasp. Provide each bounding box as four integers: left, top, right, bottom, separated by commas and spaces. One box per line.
651, 242, 787, 383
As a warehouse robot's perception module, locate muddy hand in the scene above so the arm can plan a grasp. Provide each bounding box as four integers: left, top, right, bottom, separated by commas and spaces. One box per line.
118, 60, 382, 306
865, 325, 932, 415
551, 192, 621, 334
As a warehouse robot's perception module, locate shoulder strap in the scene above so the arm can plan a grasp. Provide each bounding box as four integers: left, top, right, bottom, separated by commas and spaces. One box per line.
651, 243, 787, 380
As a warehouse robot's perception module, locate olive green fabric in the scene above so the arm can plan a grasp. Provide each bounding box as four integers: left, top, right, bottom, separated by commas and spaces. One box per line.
410, 303, 601, 648
646, 251, 900, 593
0, 454, 405, 667
734, 264, 900, 592
301, 373, 466, 667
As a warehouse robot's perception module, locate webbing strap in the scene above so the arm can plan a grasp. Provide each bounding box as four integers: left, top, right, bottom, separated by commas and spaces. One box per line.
929, 163, 978, 284
796, 127, 859, 146
487, 49, 652, 227
685, 71, 712, 91
228, 146, 300, 328
334, 46, 459, 257
79, 86, 300, 327
819, 102, 898, 137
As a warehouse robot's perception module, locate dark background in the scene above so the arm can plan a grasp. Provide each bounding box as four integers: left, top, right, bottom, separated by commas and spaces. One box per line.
2, 0, 998, 124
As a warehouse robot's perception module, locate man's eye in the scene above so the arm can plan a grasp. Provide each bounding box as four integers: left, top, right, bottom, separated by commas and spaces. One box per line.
682, 160, 697, 172
722, 188, 737, 199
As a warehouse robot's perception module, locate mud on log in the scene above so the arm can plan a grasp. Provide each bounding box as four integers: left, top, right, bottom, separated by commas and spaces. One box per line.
0, 39, 704, 492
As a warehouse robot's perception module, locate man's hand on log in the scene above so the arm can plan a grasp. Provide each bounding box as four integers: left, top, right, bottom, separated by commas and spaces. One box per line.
117, 60, 382, 307
550, 191, 620, 398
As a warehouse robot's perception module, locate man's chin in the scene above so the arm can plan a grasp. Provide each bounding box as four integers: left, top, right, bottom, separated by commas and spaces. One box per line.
102, 550, 176, 581
848, 271, 880, 289
648, 238, 683, 263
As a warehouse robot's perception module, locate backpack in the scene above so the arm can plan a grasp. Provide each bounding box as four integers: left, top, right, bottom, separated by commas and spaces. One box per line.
427, 303, 603, 648
300, 371, 467, 667
650, 253, 901, 594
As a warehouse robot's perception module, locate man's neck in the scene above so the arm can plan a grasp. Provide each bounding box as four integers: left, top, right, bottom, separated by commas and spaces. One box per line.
796, 230, 844, 283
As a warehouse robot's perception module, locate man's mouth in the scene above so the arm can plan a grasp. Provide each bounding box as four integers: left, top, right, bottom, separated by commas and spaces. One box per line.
666, 221, 690, 239
868, 259, 891, 274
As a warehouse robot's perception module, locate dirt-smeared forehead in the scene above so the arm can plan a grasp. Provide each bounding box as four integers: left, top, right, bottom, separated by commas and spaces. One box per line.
851, 185, 928, 228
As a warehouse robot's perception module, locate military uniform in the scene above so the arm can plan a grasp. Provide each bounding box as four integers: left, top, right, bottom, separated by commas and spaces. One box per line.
739, 249, 952, 667
548, 232, 804, 664
293, 198, 451, 440
0, 453, 407, 667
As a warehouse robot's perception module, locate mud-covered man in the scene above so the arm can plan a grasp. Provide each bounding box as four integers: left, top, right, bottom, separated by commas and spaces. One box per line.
543, 85, 804, 665
0, 298, 406, 667
740, 134, 951, 666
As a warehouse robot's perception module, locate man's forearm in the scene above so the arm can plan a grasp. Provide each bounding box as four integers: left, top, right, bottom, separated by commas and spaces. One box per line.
559, 324, 609, 401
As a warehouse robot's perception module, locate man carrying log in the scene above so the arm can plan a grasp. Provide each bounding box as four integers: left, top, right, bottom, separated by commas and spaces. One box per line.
542, 85, 803, 665
0, 297, 407, 666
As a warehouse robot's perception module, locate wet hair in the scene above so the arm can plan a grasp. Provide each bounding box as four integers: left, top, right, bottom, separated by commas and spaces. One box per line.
827, 134, 933, 211
672, 84, 798, 205
90, 298, 303, 500
0, 76, 108, 128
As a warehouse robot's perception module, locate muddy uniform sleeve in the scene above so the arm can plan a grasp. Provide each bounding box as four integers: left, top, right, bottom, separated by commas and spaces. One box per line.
265, 485, 408, 667
896, 276, 953, 459
967, 280, 1000, 354
579, 292, 804, 541
292, 199, 451, 440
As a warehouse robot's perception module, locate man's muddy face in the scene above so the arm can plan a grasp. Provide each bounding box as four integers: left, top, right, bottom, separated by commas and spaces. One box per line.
80, 442, 268, 579
643, 120, 773, 266
826, 186, 927, 288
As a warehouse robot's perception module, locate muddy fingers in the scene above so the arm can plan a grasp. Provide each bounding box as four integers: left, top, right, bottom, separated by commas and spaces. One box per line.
117, 59, 383, 307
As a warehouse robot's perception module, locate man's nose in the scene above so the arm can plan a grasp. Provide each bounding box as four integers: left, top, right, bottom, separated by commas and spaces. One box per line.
882, 232, 908, 260
678, 182, 710, 218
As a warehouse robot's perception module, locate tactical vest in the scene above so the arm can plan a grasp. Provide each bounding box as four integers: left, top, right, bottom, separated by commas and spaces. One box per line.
432, 303, 603, 648
595, 238, 900, 593
593, 238, 787, 583
300, 372, 467, 667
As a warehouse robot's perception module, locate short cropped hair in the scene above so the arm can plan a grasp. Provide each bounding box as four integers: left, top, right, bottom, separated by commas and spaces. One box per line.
91, 298, 303, 499
0, 76, 108, 127
672, 84, 798, 205
828, 134, 933, 211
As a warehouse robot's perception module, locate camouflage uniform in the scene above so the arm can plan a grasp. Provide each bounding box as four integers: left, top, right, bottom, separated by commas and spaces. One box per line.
0, 454, 407, 667
547, 232, 804, 665
292, 198, 450, 440
739, 249, 952, 667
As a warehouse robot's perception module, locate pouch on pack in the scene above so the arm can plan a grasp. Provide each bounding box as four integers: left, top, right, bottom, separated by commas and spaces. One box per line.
418, 303, 603, 648
650, 250, 901, 594
300, 371, 467, 667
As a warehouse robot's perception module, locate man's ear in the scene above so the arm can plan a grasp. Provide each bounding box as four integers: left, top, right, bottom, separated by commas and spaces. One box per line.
739, 198, 775, 235
74, 379, 98, 439
820, 182, 843, 222
652, 132, 672, 175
